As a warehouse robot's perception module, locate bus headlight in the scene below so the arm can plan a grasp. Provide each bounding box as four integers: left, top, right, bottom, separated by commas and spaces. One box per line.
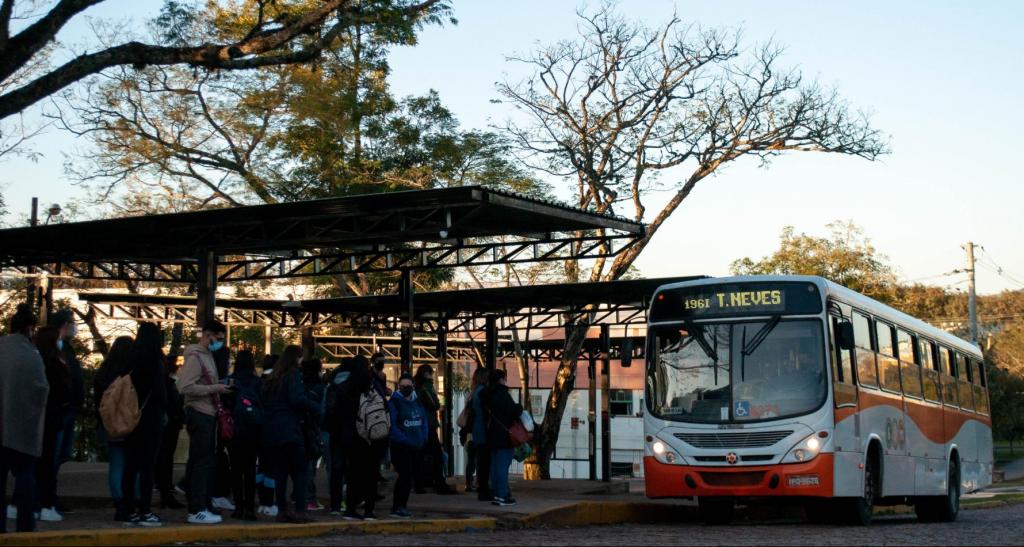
782, 433, 825, 464
648, 437, 683, 465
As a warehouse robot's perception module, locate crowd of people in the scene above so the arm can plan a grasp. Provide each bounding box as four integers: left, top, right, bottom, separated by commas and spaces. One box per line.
1, 304, 525, 533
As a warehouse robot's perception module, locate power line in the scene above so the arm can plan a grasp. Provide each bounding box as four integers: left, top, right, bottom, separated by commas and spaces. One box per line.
977, 247, 1024, 288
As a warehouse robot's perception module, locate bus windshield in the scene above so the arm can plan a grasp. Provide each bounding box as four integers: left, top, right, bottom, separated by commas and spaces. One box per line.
647, 319, 827, 423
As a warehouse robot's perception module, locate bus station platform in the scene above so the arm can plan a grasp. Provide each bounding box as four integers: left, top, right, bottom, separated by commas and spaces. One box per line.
1, 462, 690, 546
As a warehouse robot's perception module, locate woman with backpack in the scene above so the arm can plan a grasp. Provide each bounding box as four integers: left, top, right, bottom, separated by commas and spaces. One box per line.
119, 322, 168, 526
388, 373, 427, 518
339, 356, 384, 521
483, 369, 522, 507
226, 350, 262, 521
261, 346, 320, 523
92, 336, 134, 515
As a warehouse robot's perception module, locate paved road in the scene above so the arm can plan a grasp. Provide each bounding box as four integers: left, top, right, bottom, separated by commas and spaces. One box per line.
233, 504, 1024, 546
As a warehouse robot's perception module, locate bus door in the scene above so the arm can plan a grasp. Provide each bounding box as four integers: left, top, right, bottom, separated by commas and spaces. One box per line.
829, 311, 859, 445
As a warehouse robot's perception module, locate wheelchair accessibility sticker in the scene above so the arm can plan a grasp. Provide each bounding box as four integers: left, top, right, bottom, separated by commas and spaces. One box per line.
734, 401, 751, 418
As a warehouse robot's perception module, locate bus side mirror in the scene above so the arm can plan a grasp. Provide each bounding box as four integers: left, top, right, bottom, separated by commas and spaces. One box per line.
837, 321, 855, 351
620, 338, 634, 368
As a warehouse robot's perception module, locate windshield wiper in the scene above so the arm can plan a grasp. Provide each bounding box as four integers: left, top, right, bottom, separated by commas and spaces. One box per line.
683, 320, 717, 361
742, 315, 782, 357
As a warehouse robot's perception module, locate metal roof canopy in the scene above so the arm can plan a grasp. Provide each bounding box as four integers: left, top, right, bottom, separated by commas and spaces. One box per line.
78, 276, 705, 331
1, 186, 643, 282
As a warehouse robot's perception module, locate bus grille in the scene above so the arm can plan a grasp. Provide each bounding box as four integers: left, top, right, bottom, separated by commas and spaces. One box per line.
674, 431, 793, 449
699, 471, 766, 487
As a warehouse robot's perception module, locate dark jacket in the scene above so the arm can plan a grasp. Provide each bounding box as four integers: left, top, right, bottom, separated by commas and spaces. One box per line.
61, 343, 85, 413
389, 392, 428, 449
261, 370, 320, 448
334, 379, 366, 448
415, 382, 441, 437
303, 375, 326, 428
483, 384, 522, 450
130, 355, 167, 436
164, 374, 184, 430
41, 351, 72, 427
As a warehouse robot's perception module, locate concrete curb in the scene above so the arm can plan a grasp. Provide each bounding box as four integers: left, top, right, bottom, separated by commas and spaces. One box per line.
515, 501, 692, 529
0, 517, 496, 546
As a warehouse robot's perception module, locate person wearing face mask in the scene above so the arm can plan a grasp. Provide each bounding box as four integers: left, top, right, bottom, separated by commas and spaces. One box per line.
388, 373, 427, 518
33, 326, 72, 522
482, 369, 522, 507
177, 320, 232, 525
413, 365, 455, 495
47, 309, 84, 515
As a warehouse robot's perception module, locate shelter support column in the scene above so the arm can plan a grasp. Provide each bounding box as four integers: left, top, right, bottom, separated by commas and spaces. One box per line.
438, 327, 454, 476
485, 315, 497, 370
400, 269, 414, 374
301, 327, 315, 361
196, 251, 217, 327
600, 324, 611, 483
588, 347, 597, 481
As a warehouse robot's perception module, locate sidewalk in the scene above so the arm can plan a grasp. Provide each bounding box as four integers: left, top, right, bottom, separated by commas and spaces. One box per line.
3, 462, 682, 543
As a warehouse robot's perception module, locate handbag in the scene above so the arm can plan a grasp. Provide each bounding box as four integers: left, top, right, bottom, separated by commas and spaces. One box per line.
199, 365, 234, 443
507, 420, 530, 447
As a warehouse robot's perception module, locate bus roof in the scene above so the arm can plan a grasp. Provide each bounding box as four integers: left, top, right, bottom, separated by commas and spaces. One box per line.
653, 275, 982, 358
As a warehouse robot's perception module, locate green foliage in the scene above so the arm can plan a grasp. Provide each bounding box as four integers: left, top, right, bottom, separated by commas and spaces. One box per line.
989, 364, 1024, 446
731, 220, 898, 303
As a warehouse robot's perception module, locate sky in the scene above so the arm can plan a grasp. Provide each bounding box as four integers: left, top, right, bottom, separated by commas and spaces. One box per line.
2, 0, 1022, 296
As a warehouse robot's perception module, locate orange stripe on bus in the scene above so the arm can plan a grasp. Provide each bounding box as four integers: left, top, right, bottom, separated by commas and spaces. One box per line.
832, 388, 991, 445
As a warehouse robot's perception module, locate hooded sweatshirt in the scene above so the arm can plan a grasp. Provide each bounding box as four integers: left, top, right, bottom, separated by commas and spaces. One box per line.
177, 343, 220, 416
0, 333, 49, 456
389, 391, 428, 449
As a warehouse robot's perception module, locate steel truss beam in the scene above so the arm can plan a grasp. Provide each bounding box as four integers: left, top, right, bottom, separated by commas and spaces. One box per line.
14, 233, 637, 283
86, 302, 345, 329
315, 335, 482, 365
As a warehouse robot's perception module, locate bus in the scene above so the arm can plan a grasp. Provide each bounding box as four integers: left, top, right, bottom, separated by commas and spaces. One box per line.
643, 276, 992, 525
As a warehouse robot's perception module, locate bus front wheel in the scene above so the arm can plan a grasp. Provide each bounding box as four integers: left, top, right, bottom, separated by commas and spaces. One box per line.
697, 497, 735, 525
844, 452, 878, 526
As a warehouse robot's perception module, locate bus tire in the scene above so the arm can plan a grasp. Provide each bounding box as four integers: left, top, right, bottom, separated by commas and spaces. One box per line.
916, 459, 960, 523
844, 448, 879, 526
697, 497, 735, 525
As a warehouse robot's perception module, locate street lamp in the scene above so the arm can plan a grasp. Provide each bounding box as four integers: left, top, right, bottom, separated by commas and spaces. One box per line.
44, 203, 61, 224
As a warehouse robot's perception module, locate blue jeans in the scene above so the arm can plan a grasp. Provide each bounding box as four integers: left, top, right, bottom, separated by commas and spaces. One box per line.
489, 448, 514, 500
54, 409, 77, 468
97, 426, 127, 502
1, 447, 37, 533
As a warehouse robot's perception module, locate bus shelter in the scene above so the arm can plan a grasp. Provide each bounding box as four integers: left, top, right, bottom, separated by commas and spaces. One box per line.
78, 276, 704, 480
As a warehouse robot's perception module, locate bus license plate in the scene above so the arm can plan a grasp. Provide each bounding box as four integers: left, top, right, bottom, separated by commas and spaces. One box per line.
787, 474, 820, 487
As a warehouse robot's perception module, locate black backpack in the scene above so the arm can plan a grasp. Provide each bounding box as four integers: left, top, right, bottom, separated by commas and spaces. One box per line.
231, 378, 263, 440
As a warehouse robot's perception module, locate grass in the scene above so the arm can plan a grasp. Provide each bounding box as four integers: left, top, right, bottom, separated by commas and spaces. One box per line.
962, 493, 1024, 509
994, 441, 1021, 465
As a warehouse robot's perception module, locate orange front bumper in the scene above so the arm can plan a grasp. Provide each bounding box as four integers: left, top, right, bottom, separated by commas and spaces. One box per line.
644, 454, 835, 498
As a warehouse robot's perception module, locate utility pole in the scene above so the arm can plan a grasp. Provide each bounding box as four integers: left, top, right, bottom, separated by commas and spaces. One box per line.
964, 241, 978, 345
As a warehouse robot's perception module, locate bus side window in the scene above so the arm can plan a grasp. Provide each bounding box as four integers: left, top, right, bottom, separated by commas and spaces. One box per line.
940, 348, 958, 407
830, 316, 855, 384
875, 321, 901, 392
974, 360, 990, 415
898, 330, 922, 399
920, 339, 941, 403
852, 311, 877, 388
958, 354, 975, 411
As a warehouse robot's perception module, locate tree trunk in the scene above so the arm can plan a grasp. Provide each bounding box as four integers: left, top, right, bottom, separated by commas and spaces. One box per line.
169, 321, 184, 357
525, 318, 590, 480
74, 306, 108, 357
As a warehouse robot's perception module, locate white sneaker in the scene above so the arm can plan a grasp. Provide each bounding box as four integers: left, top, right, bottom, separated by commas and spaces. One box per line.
258, 505, 278, 517
187, 510, 223, 524
39, 507, 64, 522
210, 497, 236, 511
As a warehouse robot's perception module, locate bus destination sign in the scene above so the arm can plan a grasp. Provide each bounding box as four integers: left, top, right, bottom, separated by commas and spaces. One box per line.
650, 281, 822, 321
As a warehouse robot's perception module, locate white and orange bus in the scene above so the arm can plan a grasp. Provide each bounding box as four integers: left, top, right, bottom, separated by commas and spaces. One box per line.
643, 276, 992, 525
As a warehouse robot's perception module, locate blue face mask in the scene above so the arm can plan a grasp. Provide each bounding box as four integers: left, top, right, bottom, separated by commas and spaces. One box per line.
57, 339, 64, 351
209, 340, 224, 352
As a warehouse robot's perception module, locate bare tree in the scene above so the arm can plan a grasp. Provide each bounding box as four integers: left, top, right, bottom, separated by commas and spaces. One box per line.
0, 0, 448, 120
497, 5, 888, 479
